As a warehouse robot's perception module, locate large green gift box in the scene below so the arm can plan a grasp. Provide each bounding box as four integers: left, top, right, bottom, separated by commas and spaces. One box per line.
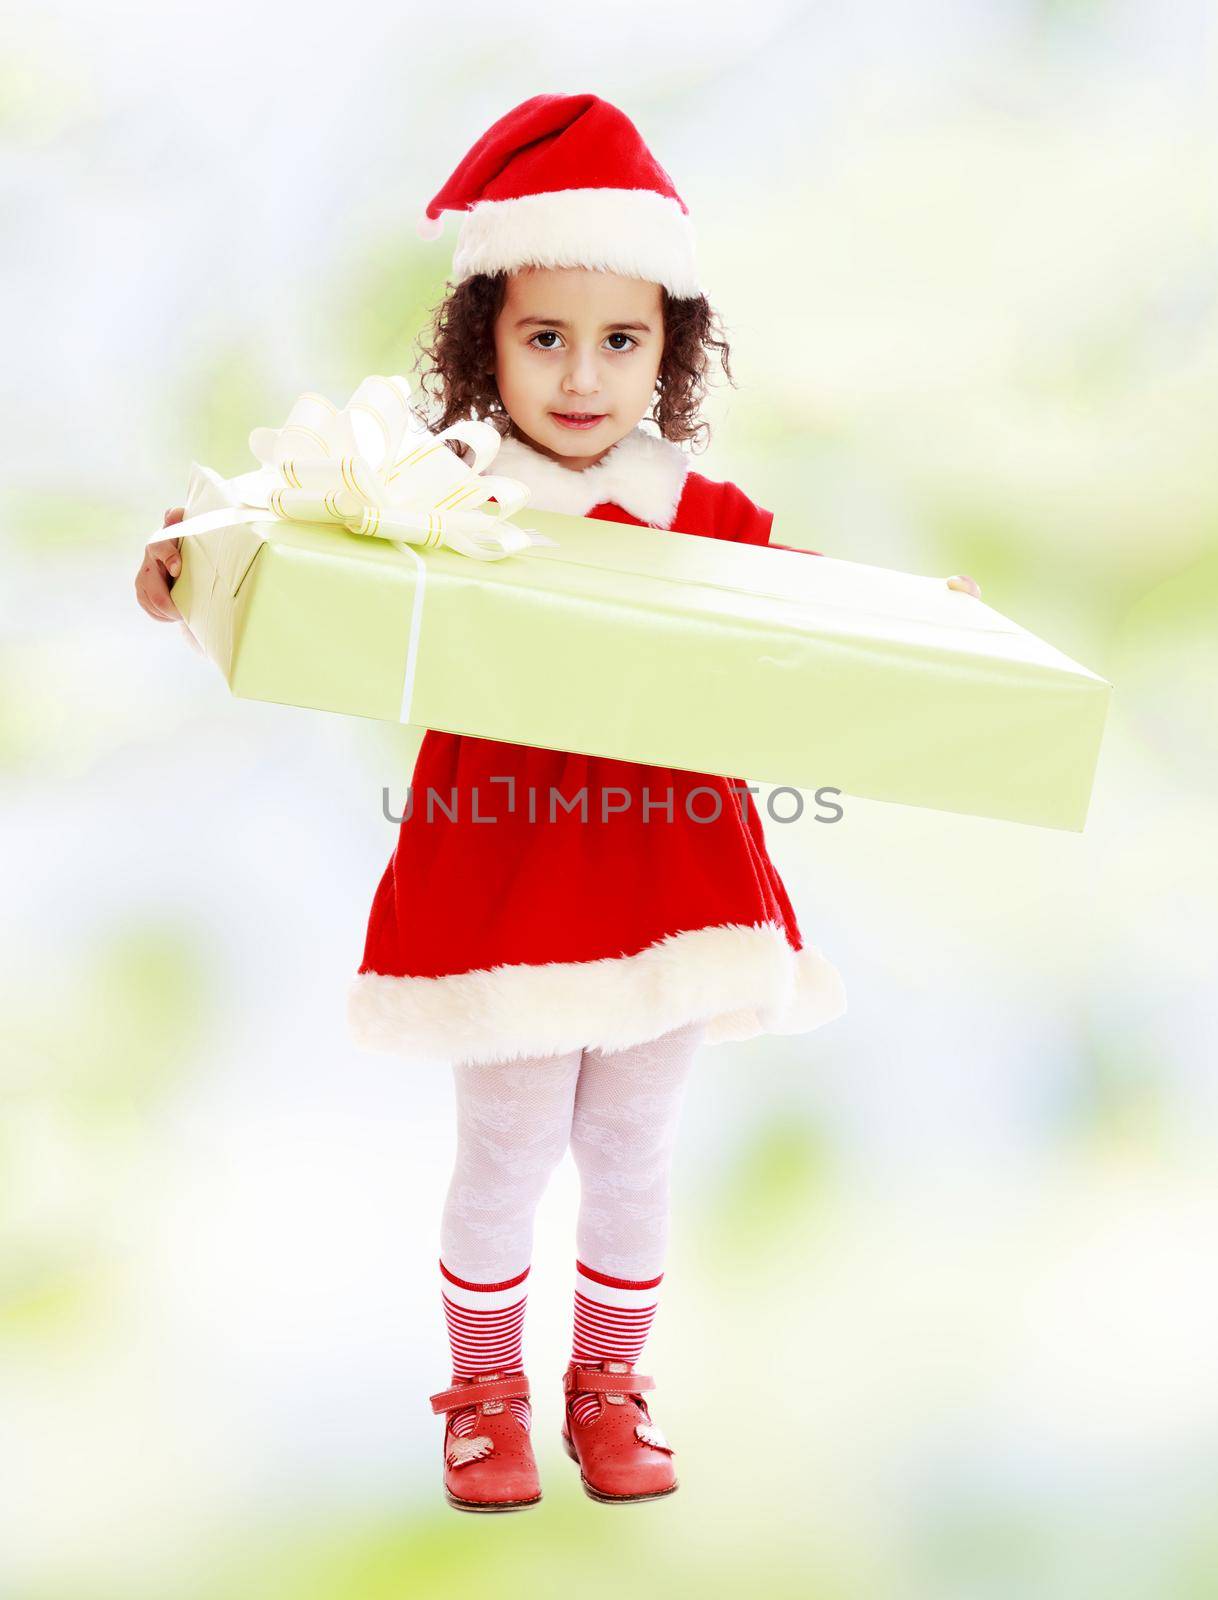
171, 495, 1111, 832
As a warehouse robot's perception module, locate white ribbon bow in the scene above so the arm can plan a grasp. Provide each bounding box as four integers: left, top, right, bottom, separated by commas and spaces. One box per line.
167, 373, 556, 561
243, 374, 553, 559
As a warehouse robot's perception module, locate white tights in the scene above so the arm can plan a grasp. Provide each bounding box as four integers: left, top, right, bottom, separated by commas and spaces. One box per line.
440, 1018, 706, 1284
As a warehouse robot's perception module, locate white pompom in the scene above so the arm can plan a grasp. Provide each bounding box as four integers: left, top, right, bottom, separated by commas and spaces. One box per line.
416, 212, 444, 240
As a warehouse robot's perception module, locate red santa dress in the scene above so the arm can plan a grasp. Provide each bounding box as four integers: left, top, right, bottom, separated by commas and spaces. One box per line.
347, 424, 847, 1066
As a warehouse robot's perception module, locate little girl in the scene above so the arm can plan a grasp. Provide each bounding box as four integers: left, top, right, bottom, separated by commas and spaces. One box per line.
136, 93, 981, 1514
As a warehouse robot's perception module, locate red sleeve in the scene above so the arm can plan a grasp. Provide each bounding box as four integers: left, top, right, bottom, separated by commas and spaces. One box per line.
714, 480, 774, 545
715, 481, 822, 557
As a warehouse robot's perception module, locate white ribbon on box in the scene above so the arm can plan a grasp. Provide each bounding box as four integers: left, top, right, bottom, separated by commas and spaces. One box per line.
168, 372, 555, 561
166, 374, 558, 719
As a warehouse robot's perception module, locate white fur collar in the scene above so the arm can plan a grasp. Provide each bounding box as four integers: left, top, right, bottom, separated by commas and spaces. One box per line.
490, 424, 691, 528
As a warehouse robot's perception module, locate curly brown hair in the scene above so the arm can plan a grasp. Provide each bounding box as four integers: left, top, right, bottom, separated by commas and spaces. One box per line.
411, 271, 736, 454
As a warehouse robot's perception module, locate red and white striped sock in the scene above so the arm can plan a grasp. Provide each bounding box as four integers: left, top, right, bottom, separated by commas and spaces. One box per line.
569, 1260, 662, 1425
440, 1260, 531, 1434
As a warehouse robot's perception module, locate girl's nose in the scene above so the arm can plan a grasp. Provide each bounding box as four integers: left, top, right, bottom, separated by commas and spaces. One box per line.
564, 350, 602, 394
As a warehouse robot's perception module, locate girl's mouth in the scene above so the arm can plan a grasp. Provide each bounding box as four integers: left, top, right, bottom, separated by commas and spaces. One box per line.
551, 412, 607, 430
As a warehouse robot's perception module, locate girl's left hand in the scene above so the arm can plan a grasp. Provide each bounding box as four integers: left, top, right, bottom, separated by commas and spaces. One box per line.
946, 573, 982, 598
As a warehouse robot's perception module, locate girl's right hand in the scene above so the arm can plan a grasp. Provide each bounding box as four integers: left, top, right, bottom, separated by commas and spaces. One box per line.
136, 507, 185, 621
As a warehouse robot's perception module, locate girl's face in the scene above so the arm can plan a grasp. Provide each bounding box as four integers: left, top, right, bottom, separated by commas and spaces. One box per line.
490, 266, 665, 470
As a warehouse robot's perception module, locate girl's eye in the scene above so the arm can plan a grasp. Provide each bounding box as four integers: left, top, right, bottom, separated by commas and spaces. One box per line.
527, 331, 638, 352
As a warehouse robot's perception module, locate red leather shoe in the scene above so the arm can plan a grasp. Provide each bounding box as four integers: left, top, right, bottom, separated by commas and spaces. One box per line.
560, 1360, 678, 1503
428, 1371, 542, 1513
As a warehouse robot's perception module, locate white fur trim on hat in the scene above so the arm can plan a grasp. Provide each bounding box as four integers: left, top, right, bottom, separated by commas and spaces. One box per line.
452, 188, 702, 300
347, 921, 846, 1067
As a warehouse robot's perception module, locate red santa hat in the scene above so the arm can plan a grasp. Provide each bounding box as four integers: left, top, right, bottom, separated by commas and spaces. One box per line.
416, 93, 702, 300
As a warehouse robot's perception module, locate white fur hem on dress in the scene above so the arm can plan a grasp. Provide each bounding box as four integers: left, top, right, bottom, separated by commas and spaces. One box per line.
347, 921, 846, 1066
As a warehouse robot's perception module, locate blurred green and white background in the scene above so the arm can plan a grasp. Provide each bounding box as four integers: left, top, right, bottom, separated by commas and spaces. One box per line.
4, 2, 1218, 1596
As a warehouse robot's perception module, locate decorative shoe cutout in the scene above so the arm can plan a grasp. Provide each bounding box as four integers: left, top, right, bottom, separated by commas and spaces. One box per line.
445, 1434, 494, 1468
635, 1420, 672, 1453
